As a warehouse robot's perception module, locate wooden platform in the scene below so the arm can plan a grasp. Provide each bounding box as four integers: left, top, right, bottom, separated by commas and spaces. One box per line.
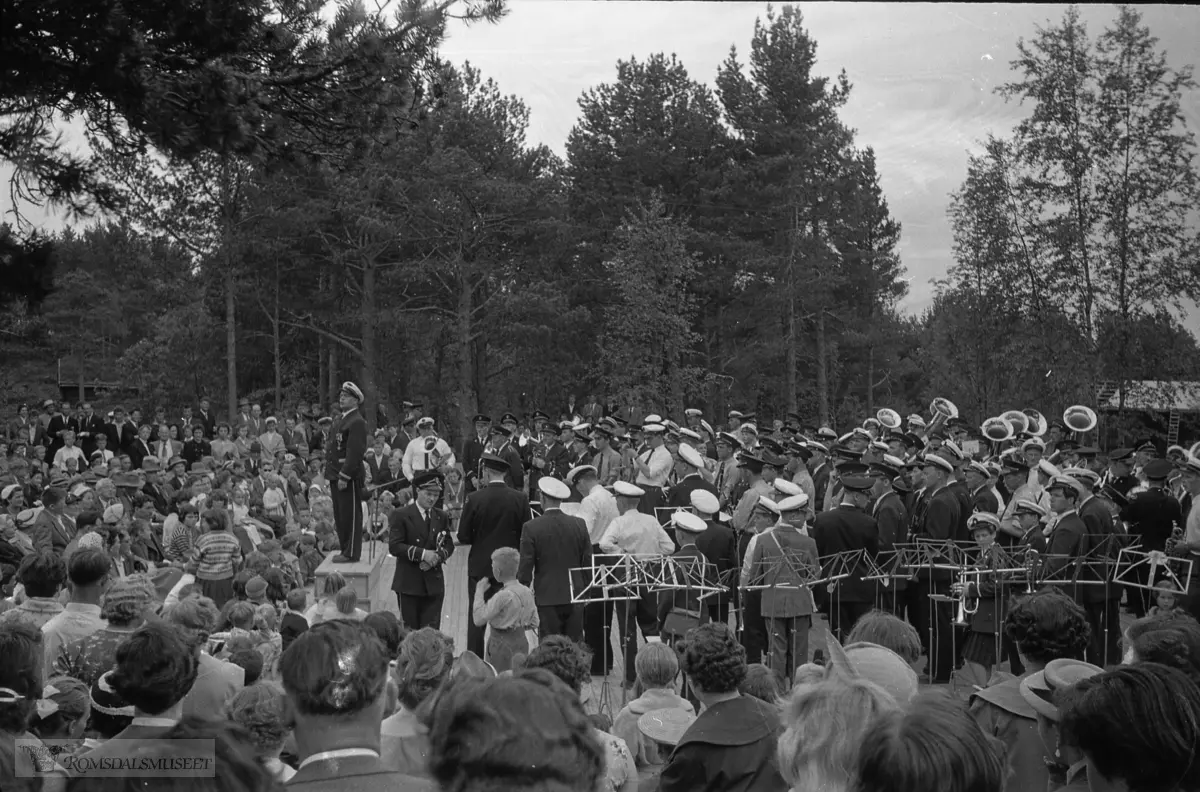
314, 542, 388, 612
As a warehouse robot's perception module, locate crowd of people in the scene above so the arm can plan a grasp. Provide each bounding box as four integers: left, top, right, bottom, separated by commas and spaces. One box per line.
2, 389, 1200, 791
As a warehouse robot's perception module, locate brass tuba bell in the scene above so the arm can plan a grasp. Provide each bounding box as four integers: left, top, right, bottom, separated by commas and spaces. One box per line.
877, 408, 902, 431
1063, 405, 1097, 440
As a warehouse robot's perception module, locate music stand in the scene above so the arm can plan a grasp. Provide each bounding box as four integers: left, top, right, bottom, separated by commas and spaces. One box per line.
1113, 548, 1194, 597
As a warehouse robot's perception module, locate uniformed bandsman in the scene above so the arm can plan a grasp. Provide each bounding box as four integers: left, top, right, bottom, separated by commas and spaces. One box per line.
325, 381, 367, 563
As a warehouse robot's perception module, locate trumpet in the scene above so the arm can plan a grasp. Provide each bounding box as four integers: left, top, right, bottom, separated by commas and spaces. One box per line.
1024, 548, 1040, 594
953, 567, 980, 627
1166, 526, 1185, 556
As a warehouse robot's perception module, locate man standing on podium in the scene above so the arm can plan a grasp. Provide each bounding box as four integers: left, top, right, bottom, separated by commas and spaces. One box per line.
327, 381, 368, 563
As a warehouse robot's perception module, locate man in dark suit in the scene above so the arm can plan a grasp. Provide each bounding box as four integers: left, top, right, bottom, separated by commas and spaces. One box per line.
965, 461, 1000, 514
657, 510, 714, 643
1044, 474, 1092, 609
518, 476, 591, 641
461, 414, 491, 492
812, 471, 880, 641
489, 421, 526, 491
388, 471, 455, 630
1072, 467, 1122, 666
196, 397, 217, 439
75, 401, 106, 459
666, 444, 719, 512
458, 452, 531, 656
326, 382, 368, 563
870, 457, 910, 617
140, 458, 172, 517
908, 454, 963, 683
808, 443, 831, 515
1123, 458, 1183, 616
691, 489, 737, 626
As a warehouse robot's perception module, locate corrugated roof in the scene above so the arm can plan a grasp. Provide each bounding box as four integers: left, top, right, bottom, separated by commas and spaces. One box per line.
1097, 380, 1200, 412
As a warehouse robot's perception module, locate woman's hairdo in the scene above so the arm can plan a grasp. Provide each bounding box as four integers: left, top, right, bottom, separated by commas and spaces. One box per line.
279, 621, 389, 717
428, 670, 605, 792
322, 572, 346, 596
1061, 663, 1200, 792
1124, 612, 1200, 681
201, 508, 228, 531
100, 574, 156, 626
394, 627, 455, 711
1004, 586, 1090, 664
164, 596, 221, 644
678, 623, 747, 694
739, 663, 781, 704
225, 682, 294, 755
847, 610, 923, 665
523, 636, 592, 695
363, 611, 406, 660
110, 621, 199, 716
854, 691, 1005, 792
31, 676, 90, 738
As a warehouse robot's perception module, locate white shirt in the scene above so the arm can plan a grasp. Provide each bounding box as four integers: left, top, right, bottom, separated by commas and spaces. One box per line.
52, 445, 86, 472
402, 436, 456, 480
599, 511, 675, 556
578, 487, 620, 544
635, 445, 673, 488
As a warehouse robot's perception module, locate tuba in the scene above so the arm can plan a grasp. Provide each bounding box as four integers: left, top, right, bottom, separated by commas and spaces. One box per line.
1063, 405, 1097, 441
1023, 409, 1048, 437
926, 397, 958, 438
877, 408, 902, 432
1001, 409, 1030, 438
981, 416, 1014, 457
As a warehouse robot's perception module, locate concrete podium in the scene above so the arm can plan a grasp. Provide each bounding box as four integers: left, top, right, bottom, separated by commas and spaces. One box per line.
314, 542, 389, 612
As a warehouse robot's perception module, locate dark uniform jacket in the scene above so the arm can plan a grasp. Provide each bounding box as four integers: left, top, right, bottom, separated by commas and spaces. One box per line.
494, 441, 525, 492
965, 545, 1020, 635
1044, 512, 1089, 604
667, 474, 719, 512
872, 490, 909, 594
389, 503, 454, 596
749, 525, 818, 618
810, 464, 831, 515
912, 484, 964, 582
696, 519, 738, 611
1124, 486, 1182, 552
657, 544, 712, 630
518, 509, 592, 607
812, 504, 879, 602
457, 482, 530, 580
1078, 495, 1120, 604
461, 435, 489, 491
972, 485, 1001, 515
325, 408, 368, 487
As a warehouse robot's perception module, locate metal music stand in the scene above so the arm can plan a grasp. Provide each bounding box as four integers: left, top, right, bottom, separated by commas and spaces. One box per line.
654, 506, 693, 524
1113, 548, 1194, 597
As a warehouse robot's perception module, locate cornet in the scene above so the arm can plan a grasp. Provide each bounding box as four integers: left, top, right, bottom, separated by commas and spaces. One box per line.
954, 567, 979, 627
1024, 548, 1040, 594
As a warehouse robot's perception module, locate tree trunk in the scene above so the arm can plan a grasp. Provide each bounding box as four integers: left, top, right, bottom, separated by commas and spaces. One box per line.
78, 355, 85, 408
785, 207, 799, 414
816, 308, 830, 426
359, 258, 379, 433
273, 263, 282, 410
328, 346, 338, 412
866, 341, 875, 413
224, 265, 237, 422
456, 270, 477, 448
317, 334, 326, 414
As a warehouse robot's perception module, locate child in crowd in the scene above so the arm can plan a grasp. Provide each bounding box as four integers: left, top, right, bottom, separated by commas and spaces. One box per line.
280, 589, 310, 652
1149, 579, 1183, 617
612, 642, 695, 769
189, 508, 242, 607
331, 586, 368, 622
305, 572, 347, 625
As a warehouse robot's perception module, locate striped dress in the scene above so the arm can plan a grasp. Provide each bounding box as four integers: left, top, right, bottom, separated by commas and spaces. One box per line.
190, 530, 242, 607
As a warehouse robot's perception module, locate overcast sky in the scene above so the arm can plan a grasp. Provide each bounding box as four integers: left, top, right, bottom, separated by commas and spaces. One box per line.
6, 3, 1200, 325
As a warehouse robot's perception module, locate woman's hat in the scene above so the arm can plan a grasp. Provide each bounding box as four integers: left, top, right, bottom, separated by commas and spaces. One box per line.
1019, 658, 1103, 722
638, 708, 695, 747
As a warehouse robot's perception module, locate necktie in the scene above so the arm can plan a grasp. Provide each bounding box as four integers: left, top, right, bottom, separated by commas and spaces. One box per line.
717, 463, 725, 493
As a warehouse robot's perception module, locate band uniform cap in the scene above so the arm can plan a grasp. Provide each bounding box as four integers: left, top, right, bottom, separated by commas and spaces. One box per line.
1021, 436, 1046, 452
672, 511, 708, 534
566, 465, 597, 485
907, 414, 927, 427
499, 412, 518, 424
1002, 456, 1030, 473
968, 512, 1001, 532
676, 427, 701, 443
1063, 467, 1100, 488
737, 453, 764, 471
938, 440, 964, 461
756, 496, 781, 515
922, 454, 954, 474
891, 477, 912, 494
841, 475, 874, 492
851, 427, 872, 441
664, 420, 680, 433
614, 481, 646, 498
690, 489, 720, 515
807, 441, 829, 454
1014, 499, 1047, 518
1144, 458, 1174, 480
539, 423, 558, 435
699, 419, 714, 436
966, 461, 990, 479
777, 493, 810, 513
1106, 447, 1133, 462
472, 414, 491, 424
1038, 460, 1061, 478
835, 461, 871, 477
340, 382, 364, 402
816, 427, 838, 441
761, 452, 788, 469
140, 458, 161, 473
558, 420, 578, 432
833, 445, 863, 461
728, 410, 744, 419
412, 470, 444, 491
740, 423, 759, 436
869, 440, 889, 454
417, 416, 435, 429
678, 444, 705, 470
684, 408, 703, 418
1135, 440, 1157, 454
773, 479, 802, 498
1076, 446, 1099, 458
716, 432, 744, 449
742, 412, 758, 423
531, 410, 551, 422
1057, 438, 1081, 452
639, 708, 696, 748
480, 453, 509, 473
1047, 475, 1085, 498
642, 423, 666, 434
758, 438, 784, 455
836, 431, 855, 445
490, 425, 512, 438
1020, 658, 1104, 722
643, 414, 663, 425
317, 416, 333, 425
869, 461, 900, 480
538, 476, 571, 501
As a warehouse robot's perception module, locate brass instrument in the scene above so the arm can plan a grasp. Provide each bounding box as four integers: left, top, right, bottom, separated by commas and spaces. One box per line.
877, 408, 902, 432
1024, 548, 1039, 594
1063, 405, 1097, 441
926, 397, 958, 439
1000, 410, 1030, 438
981, 416, 1014, 458
1023, 409, 1048, 437
1166, 526, 1185, 556
954, 566, 980, 627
